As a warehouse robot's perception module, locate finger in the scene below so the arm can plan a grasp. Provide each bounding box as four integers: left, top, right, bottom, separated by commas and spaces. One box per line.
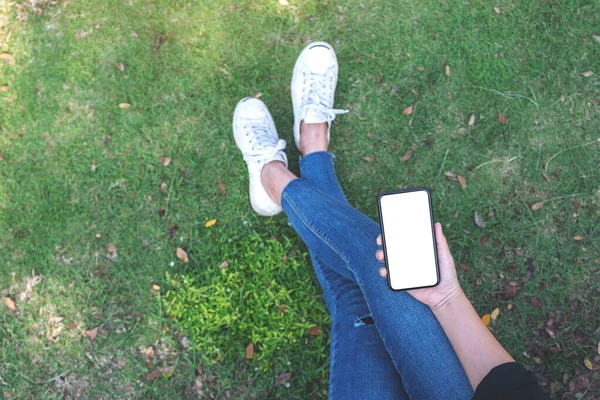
375, 249, 385, 262
378, 267, 387, 278
376, 235, 382, 246
434, 222, 454, 264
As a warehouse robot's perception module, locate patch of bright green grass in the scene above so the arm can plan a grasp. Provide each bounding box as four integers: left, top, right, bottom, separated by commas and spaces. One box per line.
0, 0, 598, 398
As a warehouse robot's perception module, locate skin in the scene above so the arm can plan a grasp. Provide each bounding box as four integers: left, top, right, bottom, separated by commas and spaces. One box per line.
262, 120, 515, 391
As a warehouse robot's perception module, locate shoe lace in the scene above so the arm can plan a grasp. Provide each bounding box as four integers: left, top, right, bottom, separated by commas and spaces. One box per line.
242, 122, 286, 163
300, 71, 348, 122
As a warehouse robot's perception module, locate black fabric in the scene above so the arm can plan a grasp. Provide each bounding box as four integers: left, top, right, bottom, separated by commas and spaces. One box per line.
473, 362, 550, 400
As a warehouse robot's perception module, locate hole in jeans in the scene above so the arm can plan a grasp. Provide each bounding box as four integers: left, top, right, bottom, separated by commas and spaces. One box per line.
354, 314, 375, 327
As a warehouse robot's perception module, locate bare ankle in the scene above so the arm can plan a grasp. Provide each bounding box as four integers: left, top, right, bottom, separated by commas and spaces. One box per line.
260, 161, 296, 205
300, 121, 328, 156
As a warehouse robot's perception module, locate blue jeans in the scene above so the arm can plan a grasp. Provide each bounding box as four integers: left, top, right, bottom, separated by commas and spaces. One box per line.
281, 152, 473, 400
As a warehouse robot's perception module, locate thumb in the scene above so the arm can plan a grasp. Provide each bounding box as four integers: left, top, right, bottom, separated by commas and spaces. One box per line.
434, 222, 454, 266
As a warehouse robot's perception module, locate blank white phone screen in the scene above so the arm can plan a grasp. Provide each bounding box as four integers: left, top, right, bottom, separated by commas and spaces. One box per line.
379, 190, 438, 290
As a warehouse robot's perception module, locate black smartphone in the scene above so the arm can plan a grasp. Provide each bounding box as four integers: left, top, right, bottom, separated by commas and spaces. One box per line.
377, 187, 440, 291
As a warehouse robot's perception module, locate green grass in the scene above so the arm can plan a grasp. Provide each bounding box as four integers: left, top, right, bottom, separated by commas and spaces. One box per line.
0, 0, 599, 398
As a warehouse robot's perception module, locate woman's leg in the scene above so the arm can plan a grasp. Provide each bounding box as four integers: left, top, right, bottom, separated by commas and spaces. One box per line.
277, 178, 474, 399
262, 161, 406, 400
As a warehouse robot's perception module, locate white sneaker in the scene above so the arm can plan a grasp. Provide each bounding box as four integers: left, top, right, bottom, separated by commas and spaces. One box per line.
291, 41, 348, 150
233, 97, 288, 216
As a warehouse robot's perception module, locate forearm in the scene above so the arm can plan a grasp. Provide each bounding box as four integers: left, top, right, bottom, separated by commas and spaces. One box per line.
433, 289, 515, 390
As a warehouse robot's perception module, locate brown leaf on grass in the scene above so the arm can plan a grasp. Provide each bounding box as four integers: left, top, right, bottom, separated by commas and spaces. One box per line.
245, 343, 254, 359
104, 135, 112, 145
3, 297, 16, 310
361, 155, 374, 162
274, 372, 291, 387
468, 113, 476, 126
493, 7, 501, 14
584, 358, 594, 371
526, 258, 535, 280
491, 307, 500, 322
498, 112, 508, 125
502, 282, 519, 300
530, 298, 542, 308
146, 368, 163, 380
458, 262, 471, 272
445, 65, 451, 77
594, 35, 600, 44
481, 314, 491, 326
444, 171, 458, 181
531, 202, 544, 211
160, 156, 171, 166
0, 151, 4, 161
401, 150, 413, 162
176, 248, 189, 263
0, 86, 9, 92
218, 182, 226, 193
308, 326, 321, 336
144, 346, 155, 359
160, 182, 168, 192
281, 255, 288, 264
251, 92, 262, 99
474, 212, 486, 228
597, 341, 600, 355
0, 53, 15, 65
119, 103, 131, 109
581, 71, 594, 77
493, 239, 500, 247
116, 63, 125, 72
153, 34, 167, 52
457, 176, 467, 188
219, 261, 229, 269
573, 235, 585, 241
402, 105, 413, 116
152, 284, 160, 291
410, 87, 418, 95
68, 321, 77, 329
86, 328, 98, 340
544, 326, 556, 339
542, 172, 551, 183
417, 66, 425, 71
480, 235, 488, 246
278, 304, 287, 314
107, 244, 117, 254
573, 328, 586, 343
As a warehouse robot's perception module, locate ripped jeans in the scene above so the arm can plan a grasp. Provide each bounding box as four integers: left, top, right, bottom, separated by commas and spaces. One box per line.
281, 152, 473, 400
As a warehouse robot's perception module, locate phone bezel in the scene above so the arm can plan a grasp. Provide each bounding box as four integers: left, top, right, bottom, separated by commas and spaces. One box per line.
377, 187, 441, 291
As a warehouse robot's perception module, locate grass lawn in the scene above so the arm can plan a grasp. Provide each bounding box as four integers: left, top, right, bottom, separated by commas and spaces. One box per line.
1, 0, 599, 398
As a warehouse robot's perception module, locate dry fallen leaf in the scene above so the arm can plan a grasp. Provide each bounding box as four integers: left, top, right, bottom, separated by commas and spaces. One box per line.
116, 63, 125, 72
275, 372, 291, 387
361, 155, 374, 162
482, 314, 491, 326
498, 112, 508, 125
144, 346, 155, 359
493, 7, 501, 14
218, 182, 226, 193
68, 321, 77, 329
401, 150, 413, 162
444, 171, 458, 181
0, 86, 9, 92
573, 235, 585, 241
530, 298, 542, 308
176, 248, 189, 263
468, 113, 475, 126
251, 92, 262, 99
308, 326, 321, 336
480, 235, 488, 246
597, 341, 600, 355
219, 261, 229, 269
278, 304, 287, 314
0, 53, 15, 65
245, 343, 254, 359
153, 34, 167, 52
594, 35, 600, 44
205, 219, 217, 228
417, 66, 425, 71
491, 307, 500, 322
502, 282, 520, 300
457, 176, 467, 188
581, 71, 594, 77
402, 105, 413, 116
445, 65, 451, 77
107, 244, 117, 253
160, 156, 171, 166
531, 202, 544, 211
160, 182, 167, 192
119, 103, 131, 109
3, 297, 16, 310
584, 358, 593, 371
542, 172, 551, 183
86, 328, 98, 340
458, 262, 471, 272
146, 368, 163, 380
474, 211, 486, 228
152, 284, 160, 291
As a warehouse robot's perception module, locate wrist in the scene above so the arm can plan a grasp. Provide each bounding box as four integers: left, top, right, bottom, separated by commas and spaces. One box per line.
430, 285, 465, 313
